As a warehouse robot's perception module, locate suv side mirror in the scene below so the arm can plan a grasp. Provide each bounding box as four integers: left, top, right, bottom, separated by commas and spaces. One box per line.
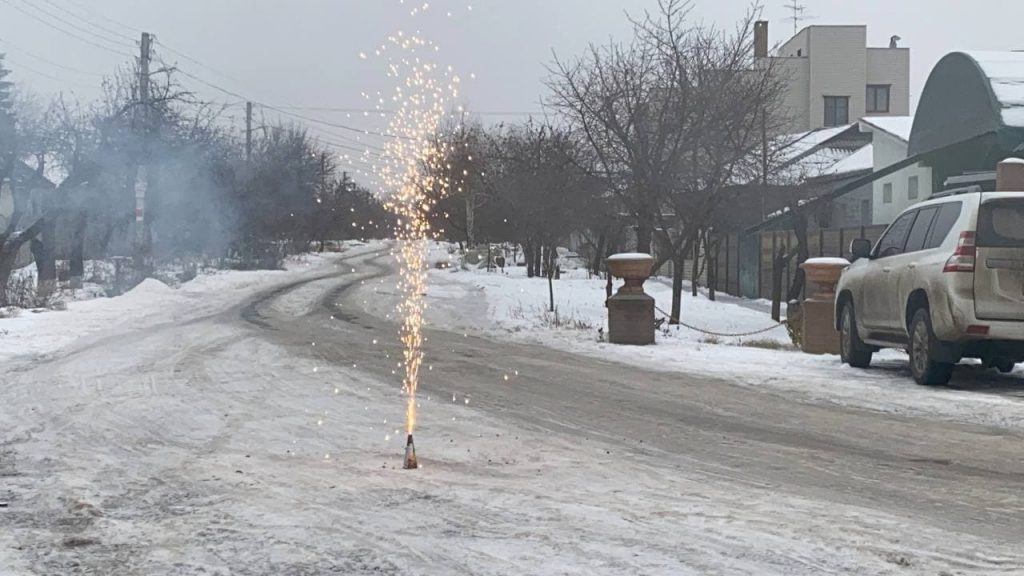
850, 238, 873, 261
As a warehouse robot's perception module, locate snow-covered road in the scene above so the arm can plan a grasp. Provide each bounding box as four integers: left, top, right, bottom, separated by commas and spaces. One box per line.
3, 248, 1024, 575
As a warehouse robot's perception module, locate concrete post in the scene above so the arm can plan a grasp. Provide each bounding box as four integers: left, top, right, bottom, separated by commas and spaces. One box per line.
606, 253, 656, 346
800, 258, 849, 355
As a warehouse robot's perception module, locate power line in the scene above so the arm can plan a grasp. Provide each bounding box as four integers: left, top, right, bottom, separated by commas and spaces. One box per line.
5, 55, 93, 89
56, 0, 144, 35
166, 56, 407, 144
154, 39, 259, 96
0, 0, 134, 57
262, 104, 408, 140
0, 36, 105, 77
8, 0, 134, 52
40, 0, 137, 43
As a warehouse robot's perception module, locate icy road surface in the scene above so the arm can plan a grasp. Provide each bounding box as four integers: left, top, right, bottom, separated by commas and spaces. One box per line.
2, 248, 1024, 575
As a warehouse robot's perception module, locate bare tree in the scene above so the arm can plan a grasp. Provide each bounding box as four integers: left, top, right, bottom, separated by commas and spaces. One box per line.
549, 0, 786, 324
490, 121, 595, 310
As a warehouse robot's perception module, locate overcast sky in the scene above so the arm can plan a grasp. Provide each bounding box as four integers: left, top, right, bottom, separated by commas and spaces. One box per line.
2, 0, 1024, 177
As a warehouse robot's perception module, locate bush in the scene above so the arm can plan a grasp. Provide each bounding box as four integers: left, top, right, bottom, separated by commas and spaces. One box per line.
3, 272, 61, 309
740, 338, 790, 351
785, 300, 803, 347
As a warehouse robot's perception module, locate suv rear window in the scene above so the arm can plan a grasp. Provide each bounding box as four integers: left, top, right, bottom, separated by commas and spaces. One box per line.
977, 199, 1024, 247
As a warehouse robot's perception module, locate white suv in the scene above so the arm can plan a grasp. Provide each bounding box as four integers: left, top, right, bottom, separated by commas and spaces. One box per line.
836, 190, 1024, 385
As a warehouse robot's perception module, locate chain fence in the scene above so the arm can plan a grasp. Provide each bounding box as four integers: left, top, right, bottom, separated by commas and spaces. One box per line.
653, 304, 789, 338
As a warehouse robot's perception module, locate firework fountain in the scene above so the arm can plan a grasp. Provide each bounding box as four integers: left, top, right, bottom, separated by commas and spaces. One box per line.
372, 21, 462, 469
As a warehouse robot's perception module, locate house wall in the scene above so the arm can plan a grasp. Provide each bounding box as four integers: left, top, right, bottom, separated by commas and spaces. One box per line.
831, 183, 874, 227
775, 57, 811, 132
866, 48, 911, 117
870, 131, 933, 224
770, 26, 910, 134
808, 26, 868, 129
779, 28, 810, 58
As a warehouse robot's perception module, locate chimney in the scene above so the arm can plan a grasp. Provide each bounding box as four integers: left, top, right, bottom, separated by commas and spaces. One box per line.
754, 21, 769, 58
997, 158, 1024, 191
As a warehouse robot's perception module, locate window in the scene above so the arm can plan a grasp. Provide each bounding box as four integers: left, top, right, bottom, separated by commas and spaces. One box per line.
977, 199, 1024, 247
908, 176, 919, 200
883, 183, 893, 204
925, 202, 963, 249
905, 207, 938, 253
866, 85, 891, 113
875, 211, 917, 258
824, 96, 849, 127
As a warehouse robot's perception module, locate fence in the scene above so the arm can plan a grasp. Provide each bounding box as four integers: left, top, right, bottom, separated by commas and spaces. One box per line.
675, 225, 888, 300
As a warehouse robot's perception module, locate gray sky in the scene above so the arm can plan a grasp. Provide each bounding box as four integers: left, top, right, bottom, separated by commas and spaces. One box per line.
2, 0, 1024, 178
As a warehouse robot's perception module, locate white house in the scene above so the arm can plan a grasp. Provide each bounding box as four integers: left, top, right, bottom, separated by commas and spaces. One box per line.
858, 116, 933, 225
756, 22, 911, 134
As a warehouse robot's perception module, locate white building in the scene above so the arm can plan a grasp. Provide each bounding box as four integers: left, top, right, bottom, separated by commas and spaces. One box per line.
859, 116, 933, 225
756, 22, 910, 134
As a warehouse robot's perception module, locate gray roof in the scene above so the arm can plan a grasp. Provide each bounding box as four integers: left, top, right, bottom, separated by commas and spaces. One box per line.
909, 51, 1024, 157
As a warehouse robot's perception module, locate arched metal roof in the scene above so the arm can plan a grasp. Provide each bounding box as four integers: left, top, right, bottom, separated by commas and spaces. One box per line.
909, 51, 1024, 157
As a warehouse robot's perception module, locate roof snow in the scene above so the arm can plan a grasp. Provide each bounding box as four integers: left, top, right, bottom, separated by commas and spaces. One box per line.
860, 116, 914, 142
822, 144, 873, 176
964, 51, 1024, 128
770, 124, 871, 182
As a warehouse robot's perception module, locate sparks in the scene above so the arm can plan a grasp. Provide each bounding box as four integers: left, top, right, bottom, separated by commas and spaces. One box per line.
371, 25, 460, 442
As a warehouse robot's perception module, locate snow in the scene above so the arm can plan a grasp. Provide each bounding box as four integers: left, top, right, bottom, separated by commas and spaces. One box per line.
606, 252, 653, 261
351, 255, 1024, 431
803, 257, 851, 266
821, 143, 873, 176
771, 125, 871, 183
963, 51, 1024, 127
860, 116, 914, 142
3, 244, 1024, 573
0, 247, 380, 365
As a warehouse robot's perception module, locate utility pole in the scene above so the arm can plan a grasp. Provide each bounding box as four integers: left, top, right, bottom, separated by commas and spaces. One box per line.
134, 31, 152, 271
246, 101, 254, 162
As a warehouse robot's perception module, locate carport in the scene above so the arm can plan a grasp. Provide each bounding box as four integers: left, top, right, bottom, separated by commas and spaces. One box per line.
909, 51, 1024, 192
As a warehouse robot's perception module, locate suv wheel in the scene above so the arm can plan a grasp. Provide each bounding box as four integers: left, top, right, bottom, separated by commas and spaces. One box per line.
909, 309, 955, 386
994, 359, 1017, 374
840, 303, 873, 368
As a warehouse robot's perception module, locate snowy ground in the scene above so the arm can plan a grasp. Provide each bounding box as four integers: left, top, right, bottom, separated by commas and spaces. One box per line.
3, 244, 1024, 574
0, 244, 381, 366
354, 246, 1024, 432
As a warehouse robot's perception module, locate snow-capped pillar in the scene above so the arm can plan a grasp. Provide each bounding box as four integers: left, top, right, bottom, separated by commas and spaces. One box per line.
606, 253, 656, 346
799, 258, 850, 355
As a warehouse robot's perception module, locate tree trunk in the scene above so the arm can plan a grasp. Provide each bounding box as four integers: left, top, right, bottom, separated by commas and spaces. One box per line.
0, 219, 46, 306
707, 237, 718, 303
465, 188, 476, 248
787, 213, 811, 302
33, 218, 57, 301
635, 217, 653, 255
670, 248, 685, 325
592, 232, 607, 278
70, 211, 87, 289
605, 271, 613, 306
0, 251, 14, 306
534, 244, 543, 279
547, 246, 556, 313
771, 246, 791, 322
691, 234, 700, 298
525, 241, 535, 278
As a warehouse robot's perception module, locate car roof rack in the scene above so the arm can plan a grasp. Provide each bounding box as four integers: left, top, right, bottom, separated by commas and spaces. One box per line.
929, 184, 982, 199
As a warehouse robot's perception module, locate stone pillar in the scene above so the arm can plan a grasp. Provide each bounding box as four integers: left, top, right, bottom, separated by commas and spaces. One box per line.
800, 258, 849, 355
996, 158, 1024, 192
607, 253, 656, 346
